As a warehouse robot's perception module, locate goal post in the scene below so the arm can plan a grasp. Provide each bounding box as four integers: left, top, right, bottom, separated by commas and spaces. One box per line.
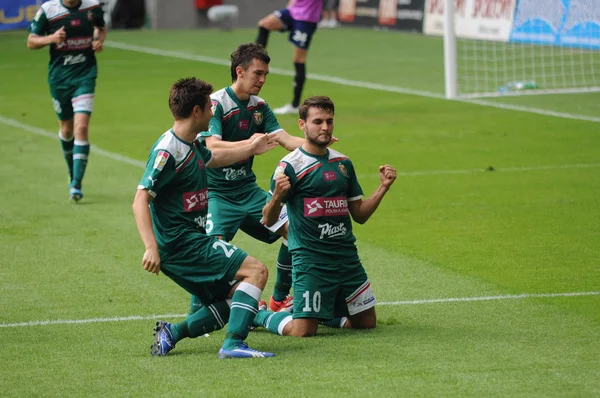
427, 0, 600, 99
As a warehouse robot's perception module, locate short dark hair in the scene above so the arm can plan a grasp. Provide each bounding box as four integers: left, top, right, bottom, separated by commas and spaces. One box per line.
230, 43, 271, 82
169, 77, 213, 119
299, 96, 335, 120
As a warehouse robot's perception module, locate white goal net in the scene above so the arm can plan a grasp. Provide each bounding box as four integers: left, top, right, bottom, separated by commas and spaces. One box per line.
423, 0, 600, 98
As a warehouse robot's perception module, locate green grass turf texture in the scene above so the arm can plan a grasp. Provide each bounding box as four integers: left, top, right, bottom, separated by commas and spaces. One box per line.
1, 28, 599, 396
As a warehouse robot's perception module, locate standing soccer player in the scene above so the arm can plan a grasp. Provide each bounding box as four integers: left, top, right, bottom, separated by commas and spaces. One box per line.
256, 0, 324, 115
27, 0, 107, 202
257, 96, 397, 337
193, 43, 306, 314
133, 77, 279, 359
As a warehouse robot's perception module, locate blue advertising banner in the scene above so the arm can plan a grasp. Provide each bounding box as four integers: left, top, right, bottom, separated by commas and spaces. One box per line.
0, 0, 40, 31
510, 0, 600, 50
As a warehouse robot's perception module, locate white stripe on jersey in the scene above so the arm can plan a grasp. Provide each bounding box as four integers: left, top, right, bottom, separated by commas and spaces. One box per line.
43, 0, 100, 20
154, 131, 192, 166
279, 148, 350, 177
211, 88, 268, 116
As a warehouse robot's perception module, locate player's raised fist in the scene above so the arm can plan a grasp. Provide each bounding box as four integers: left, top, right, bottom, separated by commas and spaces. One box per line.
378, 165, 396, 188
272, 174, 291, 200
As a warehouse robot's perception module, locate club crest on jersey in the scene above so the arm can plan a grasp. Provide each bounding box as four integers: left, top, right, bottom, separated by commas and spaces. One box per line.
253, 111, 263, 125
153, 151, 169, 171
211, 100, 218, 114
88, 11, 93, 21
337, 163, 348, 177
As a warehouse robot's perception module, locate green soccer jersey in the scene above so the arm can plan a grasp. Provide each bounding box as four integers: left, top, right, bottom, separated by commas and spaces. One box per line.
269, 147, 364, 264
28, 0, 105, 85
138, 130, 213, 252
199, 87, 283, 195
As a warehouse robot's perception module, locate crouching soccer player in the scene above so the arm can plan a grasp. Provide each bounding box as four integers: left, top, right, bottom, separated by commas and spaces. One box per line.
256, 96, 397, 336
133, 77, 279, 358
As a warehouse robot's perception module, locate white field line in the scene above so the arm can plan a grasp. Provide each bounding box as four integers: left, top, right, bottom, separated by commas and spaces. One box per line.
105, 41, 600, 124
2, 115, 599, 178
1, 291, 598, 328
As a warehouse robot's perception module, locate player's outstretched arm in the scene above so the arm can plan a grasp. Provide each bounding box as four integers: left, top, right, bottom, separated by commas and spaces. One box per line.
271, 130, 305, 151
348, 165, 397, 225
263, 174, 291, 226
132, 189, 161, 275
204, 134, 267, 150
27, 27, 65, 50
209, 134, 278, 168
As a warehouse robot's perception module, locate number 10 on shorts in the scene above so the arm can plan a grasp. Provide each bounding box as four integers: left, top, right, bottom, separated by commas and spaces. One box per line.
302, 290, 321, 313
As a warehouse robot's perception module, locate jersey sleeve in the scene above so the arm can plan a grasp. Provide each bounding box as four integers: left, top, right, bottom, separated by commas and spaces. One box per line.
28, 7, 49, 35
197, 142, 214, 167
346, 160, 364, 201
199, 100, 223, 139
263, 103, 283, 134
267, 161, 295, 203
137, 150, 176, 198
90, 4, 106, 28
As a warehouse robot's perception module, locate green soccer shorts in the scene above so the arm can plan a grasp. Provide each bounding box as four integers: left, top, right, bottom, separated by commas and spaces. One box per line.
159, 232, 248, 305
49, 79, 96, 121
206, 185, 287, 243
291, 260, 376, 320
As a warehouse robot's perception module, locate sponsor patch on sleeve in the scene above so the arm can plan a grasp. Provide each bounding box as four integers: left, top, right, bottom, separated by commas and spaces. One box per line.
153, 150, 169, 171
273, 162, 286, 179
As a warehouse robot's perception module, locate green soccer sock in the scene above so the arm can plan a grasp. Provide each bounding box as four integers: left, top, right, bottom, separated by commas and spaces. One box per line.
222, 282, 261, 349
170, 299, 231, 342
58, 131, 74, 182
71, 140, 90, 189
189, 295, 204, 316
253, 310, 293, 335
272, 241, 292, 302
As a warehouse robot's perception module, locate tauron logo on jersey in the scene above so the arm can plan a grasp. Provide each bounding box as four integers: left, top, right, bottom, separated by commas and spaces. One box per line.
223, 167, 247, 181
253, 111, 263, 125
304, 197, 349, 217
318, 222, 347, 239
70, 19, 81, 26
183, 189, 208, 212
154, 151, 169, 171
323, 171, 337, 181
55, 36, 93, 51
238, 120, 249, 129
337, 163, 348, 177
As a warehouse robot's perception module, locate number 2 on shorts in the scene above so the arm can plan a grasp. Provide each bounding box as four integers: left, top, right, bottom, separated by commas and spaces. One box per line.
212, 240, 237, 258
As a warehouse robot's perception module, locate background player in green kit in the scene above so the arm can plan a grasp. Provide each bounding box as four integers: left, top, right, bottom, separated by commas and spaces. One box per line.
133, 77, 279, 359
257, 96, 397, 337
195, 43, 307, 314
27, 0, 107, 202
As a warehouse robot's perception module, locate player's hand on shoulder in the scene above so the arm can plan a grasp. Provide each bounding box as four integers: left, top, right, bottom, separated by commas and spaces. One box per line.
142, 247, 161, 275
273, 174, 291, 199
251, 133, 279, 155
379, 165, 397, 188
52, 26, 66, 44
